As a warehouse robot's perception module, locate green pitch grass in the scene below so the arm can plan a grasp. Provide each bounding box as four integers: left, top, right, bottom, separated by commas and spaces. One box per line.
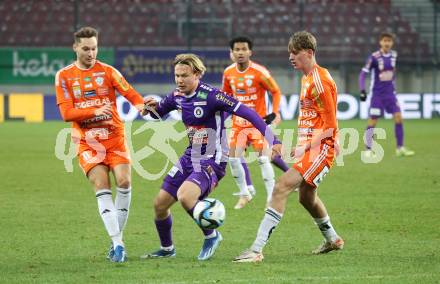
0, 119, 439, 283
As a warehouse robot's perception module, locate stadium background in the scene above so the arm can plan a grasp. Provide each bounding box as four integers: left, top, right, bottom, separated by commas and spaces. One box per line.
0, 0, 439, 122
1, 1, 439, 283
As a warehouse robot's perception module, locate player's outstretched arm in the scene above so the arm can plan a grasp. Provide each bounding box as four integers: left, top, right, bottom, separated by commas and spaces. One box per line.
58, 101, 111, 122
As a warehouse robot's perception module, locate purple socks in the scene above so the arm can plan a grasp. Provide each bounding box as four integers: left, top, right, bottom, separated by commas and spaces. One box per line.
271, 154, 289, 172
395, 123, 404, 148
155, 215, 173, 248
187, 205, 215, 237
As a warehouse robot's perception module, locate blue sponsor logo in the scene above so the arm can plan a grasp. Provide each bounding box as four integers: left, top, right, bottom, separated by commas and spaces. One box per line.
236, 89, 246, 95
84, 90, 97, 98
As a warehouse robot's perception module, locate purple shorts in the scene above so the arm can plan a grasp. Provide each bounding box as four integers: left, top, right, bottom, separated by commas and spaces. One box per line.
369, 94, 401, 118
161, 154, 226, 200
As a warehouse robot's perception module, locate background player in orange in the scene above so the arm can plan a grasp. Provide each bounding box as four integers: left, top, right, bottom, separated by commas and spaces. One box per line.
234, 31, 344, 262
223, 36, 289, 209
55, 27, 145, 262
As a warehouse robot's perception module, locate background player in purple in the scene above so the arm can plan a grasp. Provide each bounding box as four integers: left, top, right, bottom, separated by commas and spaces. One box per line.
139, 54, 281, 261
359, 32, 415, 157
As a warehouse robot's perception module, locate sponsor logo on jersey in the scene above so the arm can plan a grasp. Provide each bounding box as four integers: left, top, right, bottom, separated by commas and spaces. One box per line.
300, 98, 313, 108
84, 76, 91, 82
194, 106, 204, 118
97, 87, 109, 96
84, 83, 93, 89
299, 120, 313, 127
244, 75, 254, 79
72, 85, 81, 99
379, 70, 393, 81
236, 89, 246, 95
300, 110, 317, 118
248, 87, 257, 93
74, 97, 111, 109
186, 125, 209, 144
80, 113, 112, 127
95, 76, 104, 86
84, 128, 109, 139
215, 93, 235, 107
93, 72, 105, 76
237, 82, 244, 88
237, 94, 257, 101
197, 91, 208, 99
72, 81, 80, 86
113, 73, 129, 91
84, 90, 97, 98
199, 84, 213, 92
194, 101, 207, 106
61, 79, 69, 99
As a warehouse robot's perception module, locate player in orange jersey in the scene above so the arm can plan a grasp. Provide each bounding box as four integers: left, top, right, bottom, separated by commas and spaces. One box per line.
223, 36, 289, 210
234, 31, 344, 263
55, 27, 145, 263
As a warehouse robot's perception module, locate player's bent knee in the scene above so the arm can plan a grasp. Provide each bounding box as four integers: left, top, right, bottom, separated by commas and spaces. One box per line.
115, 177, 131, 189
153, 197, 169, 216
176, 193, 191, 208
92, 180, 111, 190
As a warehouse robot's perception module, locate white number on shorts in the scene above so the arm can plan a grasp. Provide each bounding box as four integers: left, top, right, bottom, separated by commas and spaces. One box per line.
167, 166, 179, 177
312, 166, 329, 187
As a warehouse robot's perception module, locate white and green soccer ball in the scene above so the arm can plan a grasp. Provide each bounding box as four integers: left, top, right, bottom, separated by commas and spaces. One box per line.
193, 198, 225, 229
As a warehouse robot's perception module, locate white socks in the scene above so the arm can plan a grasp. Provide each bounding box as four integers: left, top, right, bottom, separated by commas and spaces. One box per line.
96, 189, 123, 247
229, 157, 251, 197
258, 156, 275, 203
251, 207, 283, 253
115, 187, 132, 235
314, 215, 338, 242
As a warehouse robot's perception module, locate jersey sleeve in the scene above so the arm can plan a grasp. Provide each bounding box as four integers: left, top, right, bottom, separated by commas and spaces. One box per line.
150, 92, 178, 119
260, 72, 282, 114
361, 55, 375, 73
55, 70, 71, 105
108, 66, 144, 106
221, 72, 233, 97
315, 80, 338, 131
55, 70, 95, 122
211, 91, 241, 113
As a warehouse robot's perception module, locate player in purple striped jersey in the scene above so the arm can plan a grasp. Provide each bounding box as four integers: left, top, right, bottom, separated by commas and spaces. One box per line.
359, 32, 414, 157
139, 54, 281, 261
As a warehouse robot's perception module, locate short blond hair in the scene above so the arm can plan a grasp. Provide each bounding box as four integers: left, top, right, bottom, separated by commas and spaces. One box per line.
173, 53, 206, 76
288, 31, 317, 53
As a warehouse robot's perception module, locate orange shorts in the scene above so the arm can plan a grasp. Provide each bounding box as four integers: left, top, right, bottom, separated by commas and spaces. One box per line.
77, 135, 130, 175
229, 126, 267, 151
292, 143, 334, 188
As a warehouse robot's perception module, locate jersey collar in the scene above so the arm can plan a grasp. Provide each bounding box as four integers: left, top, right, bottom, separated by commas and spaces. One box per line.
235, 60, 252, 74
74, 60, 97, 70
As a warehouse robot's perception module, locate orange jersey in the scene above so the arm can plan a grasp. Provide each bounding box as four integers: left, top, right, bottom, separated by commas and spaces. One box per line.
55, 60, 143, 142
222, 61, 281, 128
297, 65, 338, 148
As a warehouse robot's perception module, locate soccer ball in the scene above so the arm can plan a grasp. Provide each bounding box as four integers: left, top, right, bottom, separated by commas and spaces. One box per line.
193, 198, 225, 229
